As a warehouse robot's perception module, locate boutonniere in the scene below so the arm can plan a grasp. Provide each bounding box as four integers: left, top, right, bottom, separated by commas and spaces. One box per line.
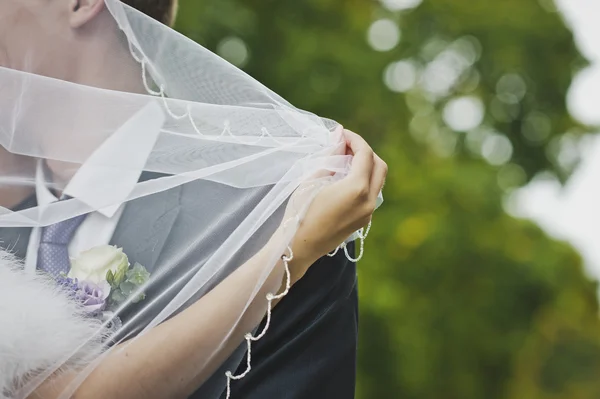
56, 245, 151, 320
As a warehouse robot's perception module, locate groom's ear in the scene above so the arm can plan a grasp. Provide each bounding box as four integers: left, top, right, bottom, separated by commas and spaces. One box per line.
68, 0, 105, 29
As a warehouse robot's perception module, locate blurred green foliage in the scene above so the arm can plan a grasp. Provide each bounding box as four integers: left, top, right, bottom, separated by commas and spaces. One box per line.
177, 0, 600, 397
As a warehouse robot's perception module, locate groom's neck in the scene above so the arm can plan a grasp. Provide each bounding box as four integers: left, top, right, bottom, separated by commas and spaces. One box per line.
67, 15, 147, 95
71, 49, 146, 94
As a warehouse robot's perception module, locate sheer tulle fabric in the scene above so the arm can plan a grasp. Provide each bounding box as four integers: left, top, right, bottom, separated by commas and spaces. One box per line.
0, 1, 351, 397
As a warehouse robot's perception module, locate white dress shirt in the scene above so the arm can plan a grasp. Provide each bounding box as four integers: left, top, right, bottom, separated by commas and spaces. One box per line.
24, 162, 125, 273
23, 103, 164, 273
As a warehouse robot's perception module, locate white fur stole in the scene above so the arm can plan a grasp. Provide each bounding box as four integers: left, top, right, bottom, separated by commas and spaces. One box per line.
0, 251, 106, 398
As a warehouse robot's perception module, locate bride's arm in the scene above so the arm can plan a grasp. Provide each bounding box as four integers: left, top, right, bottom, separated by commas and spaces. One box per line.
33, 130, 387, 399
36, 230, 304, 399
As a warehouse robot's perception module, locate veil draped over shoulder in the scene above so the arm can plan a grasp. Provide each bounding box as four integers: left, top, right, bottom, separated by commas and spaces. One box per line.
0, 1, 375, 397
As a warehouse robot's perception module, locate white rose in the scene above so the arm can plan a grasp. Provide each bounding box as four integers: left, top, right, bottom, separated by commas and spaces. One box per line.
68, 245, 129, 285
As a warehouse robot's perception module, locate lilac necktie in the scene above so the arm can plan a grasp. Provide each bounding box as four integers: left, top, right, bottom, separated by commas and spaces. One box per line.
37, 213, 87, 277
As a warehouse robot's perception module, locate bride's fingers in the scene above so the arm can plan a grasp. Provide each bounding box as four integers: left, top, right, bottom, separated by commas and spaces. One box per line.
344, 130, 374, 185
302, 125, 348, 182
330, 125, 347, 157
307, 168, 335, 181
369, 154, 387, 202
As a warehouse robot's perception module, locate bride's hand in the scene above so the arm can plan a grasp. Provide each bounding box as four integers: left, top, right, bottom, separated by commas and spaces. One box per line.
285, 129, 387, 281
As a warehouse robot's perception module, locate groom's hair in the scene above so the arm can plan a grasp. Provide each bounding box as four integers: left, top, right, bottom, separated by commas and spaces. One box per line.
122, 0, 179, 27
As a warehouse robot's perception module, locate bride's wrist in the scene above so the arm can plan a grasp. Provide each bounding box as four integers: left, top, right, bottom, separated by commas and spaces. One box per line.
288, 237, 322, 282
269, 224, 321, 285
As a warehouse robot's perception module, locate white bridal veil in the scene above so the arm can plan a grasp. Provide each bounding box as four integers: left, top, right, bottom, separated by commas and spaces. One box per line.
0, 0, 376, 397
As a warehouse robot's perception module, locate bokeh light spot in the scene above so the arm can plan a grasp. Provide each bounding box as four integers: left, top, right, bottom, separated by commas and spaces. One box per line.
368, 19, 401, 52
442, 96, 485, 132
384, 60, 418, 92
496, 73, 527, 104
522, 111, 552, 144
216, 36, 250, 68
380, 0, 423, 11
568, 65, 600, 125
482, 134, 513, 165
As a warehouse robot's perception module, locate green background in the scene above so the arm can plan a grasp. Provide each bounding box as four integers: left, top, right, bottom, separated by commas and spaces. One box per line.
176, 1, 600, 397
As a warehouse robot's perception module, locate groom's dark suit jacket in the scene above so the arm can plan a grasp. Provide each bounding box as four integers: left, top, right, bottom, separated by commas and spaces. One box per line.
0, 177, 358, 399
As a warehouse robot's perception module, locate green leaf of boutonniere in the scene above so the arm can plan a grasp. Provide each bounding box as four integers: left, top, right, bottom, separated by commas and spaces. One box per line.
113, 266, 127, 287
119, 281, 137, 297
126, 263, 151, 286
110, 288, 127, 304
106, 262, 151, 310
106, 270, 115, 286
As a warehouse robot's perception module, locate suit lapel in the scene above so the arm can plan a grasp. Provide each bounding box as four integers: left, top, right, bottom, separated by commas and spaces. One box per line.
110, 185, 181, 274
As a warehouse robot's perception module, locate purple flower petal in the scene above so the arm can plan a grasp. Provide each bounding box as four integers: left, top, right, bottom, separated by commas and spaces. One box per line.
73, 280, 108, 312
